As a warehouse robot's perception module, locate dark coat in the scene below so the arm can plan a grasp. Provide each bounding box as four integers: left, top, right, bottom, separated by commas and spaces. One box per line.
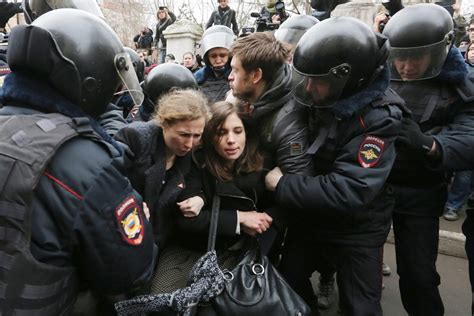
194, 64, 231, 103
206, 6, 239, 35
154, 11, 176, 48
251, 63, 313, 175
133, 28, 154, 49
389, 47, 474, 217
274, 66, 404, 247
175, 150, 273, 251
114, 122, 192, 248
0, 73, 156, 295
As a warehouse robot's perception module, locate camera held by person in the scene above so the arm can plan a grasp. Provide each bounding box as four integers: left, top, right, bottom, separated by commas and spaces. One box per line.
254, 0, 289, 32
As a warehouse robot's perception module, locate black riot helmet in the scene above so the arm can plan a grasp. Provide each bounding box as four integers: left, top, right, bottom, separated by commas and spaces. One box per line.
7, 9, 143, 117
293, 16, 389, 108
22, 0, 105, 23
200, 25, 234, 67
382, 4, 454, 81
143, 63, 197, 103
274, 15, 319, 48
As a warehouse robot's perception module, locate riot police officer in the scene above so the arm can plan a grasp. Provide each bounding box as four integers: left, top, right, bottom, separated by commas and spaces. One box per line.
265, 17, 404, 315
0, 9, 156, 315
131, 63, 198, 122
274, 14, 319, 51
194, 25, 234, 102
381, 4, 474, 315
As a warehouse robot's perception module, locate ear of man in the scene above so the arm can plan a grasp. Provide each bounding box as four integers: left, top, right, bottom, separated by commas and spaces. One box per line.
252, 68, 263, 84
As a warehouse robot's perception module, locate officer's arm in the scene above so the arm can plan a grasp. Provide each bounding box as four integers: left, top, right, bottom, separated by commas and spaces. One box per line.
114, 125, 143, 159
429, 100, 474, 171
274, 110, 400, 214
98, 103, 127, 137
75, 163, 156, 295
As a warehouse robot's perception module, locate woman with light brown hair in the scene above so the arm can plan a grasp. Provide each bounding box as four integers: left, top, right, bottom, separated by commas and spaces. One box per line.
114, 89, 210, 248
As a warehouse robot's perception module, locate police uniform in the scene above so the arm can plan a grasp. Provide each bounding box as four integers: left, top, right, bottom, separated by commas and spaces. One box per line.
388, 47, 474, 316
274, 67, 403, 315
0, 63, 156, 316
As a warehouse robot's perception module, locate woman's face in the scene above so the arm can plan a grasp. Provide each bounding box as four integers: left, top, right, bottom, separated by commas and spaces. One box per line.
163, 118, 206, 156
214, 112, 246, 162
183, 54, 194, 67
208, 47, 229, 68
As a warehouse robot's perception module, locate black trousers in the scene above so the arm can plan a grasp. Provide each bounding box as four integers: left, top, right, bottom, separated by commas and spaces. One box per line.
278, 234, 383, 316
463, 209, 474, 315
392, 212, 444, 316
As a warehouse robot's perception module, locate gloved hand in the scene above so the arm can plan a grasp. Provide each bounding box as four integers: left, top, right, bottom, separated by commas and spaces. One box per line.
0, 2, 22, 29
396, 117, 434, 154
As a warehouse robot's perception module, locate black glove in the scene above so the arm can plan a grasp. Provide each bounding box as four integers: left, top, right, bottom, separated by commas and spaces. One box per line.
0, 3, 22, 29
396, 117, 434, 154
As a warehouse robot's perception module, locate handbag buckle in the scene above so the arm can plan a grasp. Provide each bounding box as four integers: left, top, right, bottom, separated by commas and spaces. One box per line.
251, 264, 265, 275
223, 270, 234, 281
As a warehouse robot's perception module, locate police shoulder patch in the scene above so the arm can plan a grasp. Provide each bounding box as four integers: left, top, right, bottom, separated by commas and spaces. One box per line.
358, 135, 385, 168
115, 196, 144, 246
290, 142, 303, 156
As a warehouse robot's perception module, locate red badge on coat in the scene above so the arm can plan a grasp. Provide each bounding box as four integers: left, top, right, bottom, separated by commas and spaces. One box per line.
358, 136, 385, 168
115, 196, 144, 246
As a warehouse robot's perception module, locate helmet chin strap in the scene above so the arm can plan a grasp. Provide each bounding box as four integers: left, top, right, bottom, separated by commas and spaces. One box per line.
212, 65, 227, 76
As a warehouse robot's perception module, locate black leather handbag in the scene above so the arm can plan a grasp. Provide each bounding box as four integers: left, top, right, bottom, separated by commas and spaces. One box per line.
201, 196, 312, 316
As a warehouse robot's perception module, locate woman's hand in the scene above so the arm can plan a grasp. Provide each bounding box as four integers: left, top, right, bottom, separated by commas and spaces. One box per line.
238, 211, 273, 236
177, 196, 205, 217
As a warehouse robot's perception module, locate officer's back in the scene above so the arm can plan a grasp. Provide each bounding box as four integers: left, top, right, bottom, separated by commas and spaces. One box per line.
0, 9, 156, 315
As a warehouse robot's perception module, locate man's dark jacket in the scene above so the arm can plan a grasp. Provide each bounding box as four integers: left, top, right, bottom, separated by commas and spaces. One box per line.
206, 6, 239, 35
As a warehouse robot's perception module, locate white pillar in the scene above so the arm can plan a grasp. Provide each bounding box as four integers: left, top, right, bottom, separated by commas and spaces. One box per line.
163, 20, 203, 64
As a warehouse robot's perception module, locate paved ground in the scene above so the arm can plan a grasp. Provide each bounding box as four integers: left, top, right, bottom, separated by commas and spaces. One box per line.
440, 207, 466, 234
313, 242, 471, 316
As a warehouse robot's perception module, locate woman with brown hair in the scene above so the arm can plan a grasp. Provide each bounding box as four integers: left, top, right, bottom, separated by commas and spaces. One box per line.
175, 101, 275, 253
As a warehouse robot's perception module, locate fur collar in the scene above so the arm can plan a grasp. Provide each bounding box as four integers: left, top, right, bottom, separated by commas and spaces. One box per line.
437, 46, 468, 84
0, 72, 120, 151
330, 63, 390, 120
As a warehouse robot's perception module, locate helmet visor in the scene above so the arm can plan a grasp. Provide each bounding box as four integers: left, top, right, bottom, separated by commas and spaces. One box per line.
388, 39, 449, 81
274, 28, 305, 47
114, 53, 144, 107
293, 63, 351, 108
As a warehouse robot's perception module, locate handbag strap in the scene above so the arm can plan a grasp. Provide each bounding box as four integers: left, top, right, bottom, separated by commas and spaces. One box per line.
207, 194, 221, 252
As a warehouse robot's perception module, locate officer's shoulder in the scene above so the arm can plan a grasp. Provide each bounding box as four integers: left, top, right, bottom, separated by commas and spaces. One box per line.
366, 88, 405, 120
48, 136, 120, 185
455, 70, 474, 102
